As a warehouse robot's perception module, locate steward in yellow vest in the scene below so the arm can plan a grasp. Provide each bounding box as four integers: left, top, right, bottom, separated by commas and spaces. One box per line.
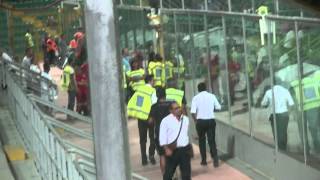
162, 60, 174, 87
165, 78, 187, 114
127, 59, 145, 91
291, 71, 320, 152
148, 54, 164, 88
127, 75, 157, 165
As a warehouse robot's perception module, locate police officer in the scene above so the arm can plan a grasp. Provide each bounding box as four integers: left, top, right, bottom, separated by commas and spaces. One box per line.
127, 58, 145, 98
148, 53, 163, 88
127, 75, 157, 165
291, 71, 320, 153
166, 78, 187, 116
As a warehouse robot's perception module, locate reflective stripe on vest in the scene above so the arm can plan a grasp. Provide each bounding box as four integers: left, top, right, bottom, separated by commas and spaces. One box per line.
166, 88, 184, 106
291, 76, 320, 111
127, 85, 155, 120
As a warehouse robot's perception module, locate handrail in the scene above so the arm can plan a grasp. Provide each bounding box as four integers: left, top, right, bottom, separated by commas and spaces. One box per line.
3, 63, 90, 180
29, 94, 92, 123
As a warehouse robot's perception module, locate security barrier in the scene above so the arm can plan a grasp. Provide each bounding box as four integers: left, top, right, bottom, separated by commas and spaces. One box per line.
4, 62, 89, 180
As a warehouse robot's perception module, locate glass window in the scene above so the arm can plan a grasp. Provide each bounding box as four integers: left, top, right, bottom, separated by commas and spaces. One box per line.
225, 16, 250, 133
298, 21, 320, 169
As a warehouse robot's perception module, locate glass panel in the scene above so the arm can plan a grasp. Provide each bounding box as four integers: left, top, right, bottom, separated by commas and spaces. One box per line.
245, 17, 274, 147
298, 21, 320, 169
207, 15, 230, 124
269, 20, 304, 161
184, 0, 206, 10
225, 16, 250, 133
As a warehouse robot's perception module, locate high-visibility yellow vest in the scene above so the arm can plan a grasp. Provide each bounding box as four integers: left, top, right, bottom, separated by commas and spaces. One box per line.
127, 68, 145, 91
127, 85, 155, 120
162, 61, 174, 85
61, 65, 74, 91
25, 32, 34, 48
149, 62, 163, 87
166, 88, 184, 106
291, 74, 320, 111
123, 64, 127, 89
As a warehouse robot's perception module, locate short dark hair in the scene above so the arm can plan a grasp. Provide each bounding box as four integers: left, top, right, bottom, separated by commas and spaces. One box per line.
156, 87, 166, 99
198, 82, 206, 92
145, 75, 154, 83
169, 101, 178, 110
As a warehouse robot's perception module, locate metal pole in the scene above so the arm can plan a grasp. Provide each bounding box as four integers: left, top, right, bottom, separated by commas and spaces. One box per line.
221, 16, 232, 124
242, 16, 253, 137
84, 1, 131, 180
188, 13, 196, 96
228, 0, 232, 12
295, 21, 307, 164
267, 19, 278, 153
204, 14, 212, 92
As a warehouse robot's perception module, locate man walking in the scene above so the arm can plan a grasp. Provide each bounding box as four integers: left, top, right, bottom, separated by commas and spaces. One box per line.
127, 75, 157, 165
160, 101, 191, 180
191, 82, 221, 167
149, 87, 172, 172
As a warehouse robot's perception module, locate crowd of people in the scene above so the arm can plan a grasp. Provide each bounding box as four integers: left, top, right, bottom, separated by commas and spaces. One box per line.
20, 28, 90, 116
123, 45, 222, 179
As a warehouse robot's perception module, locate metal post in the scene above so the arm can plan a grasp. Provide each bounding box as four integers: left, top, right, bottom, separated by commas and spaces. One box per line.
204, 14, 212, 92
182, 0, 185, 9
84, 1, 131, 180
242, 16, 253, 136
221, 16, 232, 124
188, 13, 196, 96
7, 10, 14, 54
267, 18, 278, 153
204, 0, 208, 10
173, 13, 180, 85
295, 21, 307, 164
228, 0, 232, 12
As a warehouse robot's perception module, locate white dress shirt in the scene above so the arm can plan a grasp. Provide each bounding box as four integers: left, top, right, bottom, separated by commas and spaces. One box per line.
159, 114, 189, 148
191, 91, 221, 119
261, 85, 294, 114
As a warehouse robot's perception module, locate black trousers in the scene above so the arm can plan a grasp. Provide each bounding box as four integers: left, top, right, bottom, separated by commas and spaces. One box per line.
269, 112, 289, 151
196, 119, 218, 162
67, 90, 76, 111
163, 146, 191, 180
138, 120, 155, 161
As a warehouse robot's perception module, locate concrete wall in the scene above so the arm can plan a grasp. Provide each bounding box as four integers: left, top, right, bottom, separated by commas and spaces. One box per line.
215, 120, 320, 180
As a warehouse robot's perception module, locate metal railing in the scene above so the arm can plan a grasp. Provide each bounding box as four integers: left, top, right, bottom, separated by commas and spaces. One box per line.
1, 57, 148, 180
3, 62, 90, 180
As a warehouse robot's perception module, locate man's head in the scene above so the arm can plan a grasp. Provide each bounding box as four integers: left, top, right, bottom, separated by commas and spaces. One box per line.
170, 101, 182, 117
198, 82, 206, 92
25, 48, 33, 57
156, 87, 166, 100
130, 59, 139, 70
145, 75, 154, 86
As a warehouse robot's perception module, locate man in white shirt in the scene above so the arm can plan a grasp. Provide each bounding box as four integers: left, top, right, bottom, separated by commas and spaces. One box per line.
191, 82, 221, 167
160, 101, 191, 180
261, 84, 294, 151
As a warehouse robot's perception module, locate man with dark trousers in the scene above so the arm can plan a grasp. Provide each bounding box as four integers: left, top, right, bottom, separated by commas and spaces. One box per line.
149, 87, 171, 172
160, 101, 191, 180
191, 82, 221, 167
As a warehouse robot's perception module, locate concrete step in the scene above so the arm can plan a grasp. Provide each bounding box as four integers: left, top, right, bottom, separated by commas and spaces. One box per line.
0, 107, 42, 180
0, 142, 15, 180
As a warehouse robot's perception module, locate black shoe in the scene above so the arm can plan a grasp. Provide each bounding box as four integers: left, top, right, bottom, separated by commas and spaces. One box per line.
149, 156, 156, 165
213, 158, 219, 168
142, 158, 148, 166
200, 161, 207, 166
